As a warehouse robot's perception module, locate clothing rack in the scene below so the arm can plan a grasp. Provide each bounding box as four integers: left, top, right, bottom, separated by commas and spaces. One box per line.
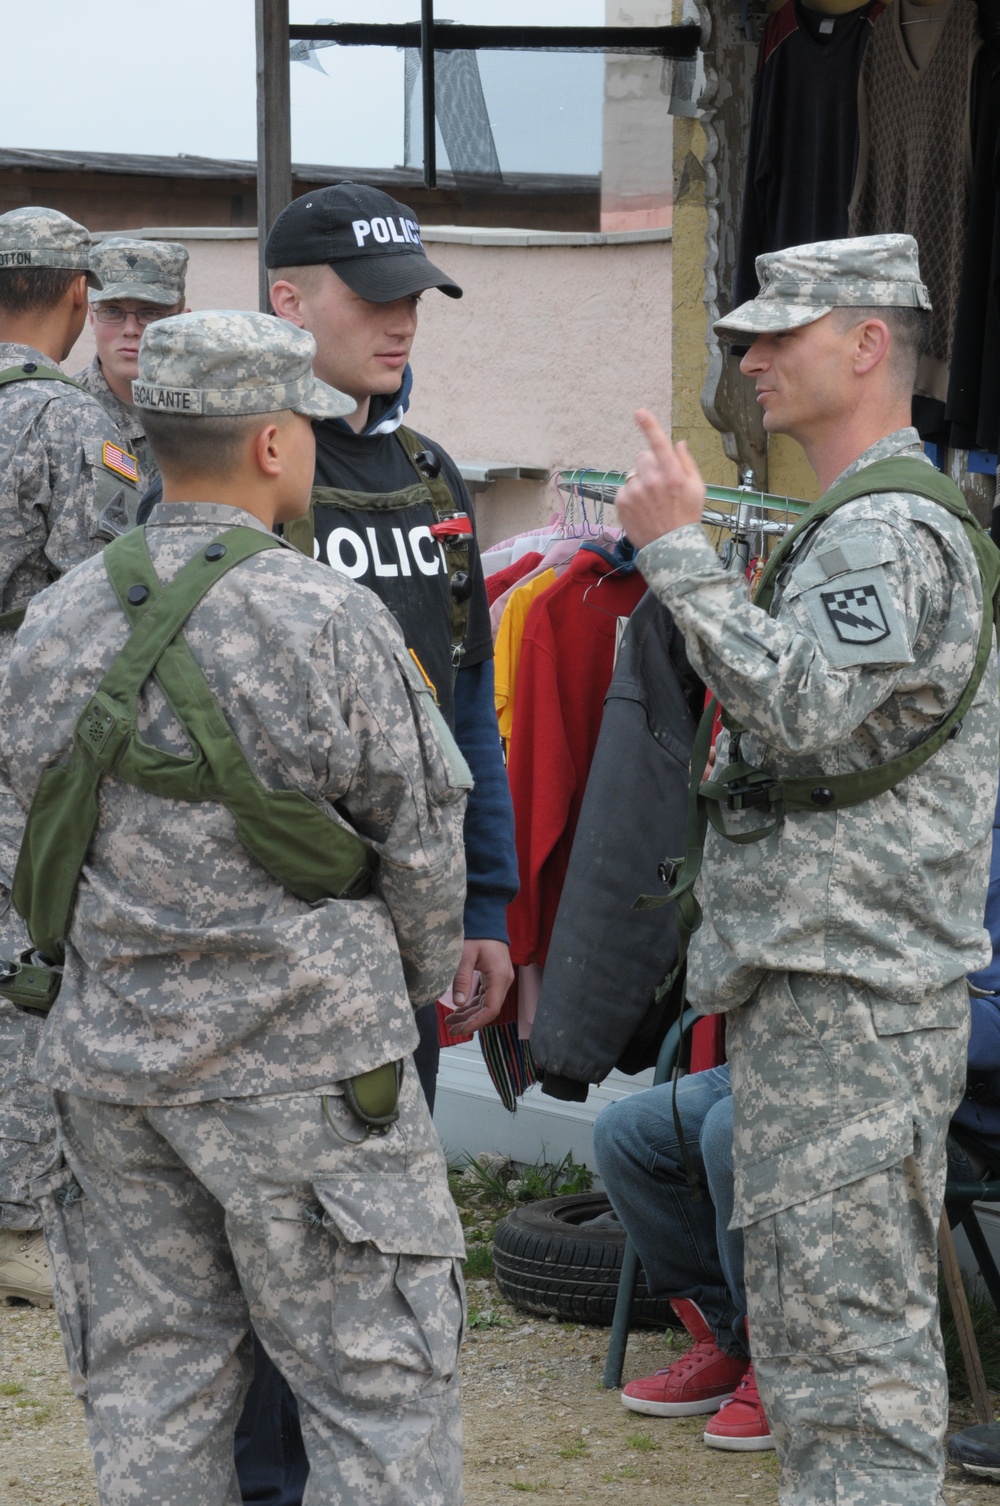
556, 468, 810, 560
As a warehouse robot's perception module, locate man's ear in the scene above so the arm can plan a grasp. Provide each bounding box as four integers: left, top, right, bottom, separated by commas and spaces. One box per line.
269, 279, 305, 327
70, 273, 89, 312
853, 317, 892, 377
254, 420, 283, 477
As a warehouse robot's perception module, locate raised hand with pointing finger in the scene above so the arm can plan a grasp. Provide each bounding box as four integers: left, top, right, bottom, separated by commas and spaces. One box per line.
616, 409, 708, 548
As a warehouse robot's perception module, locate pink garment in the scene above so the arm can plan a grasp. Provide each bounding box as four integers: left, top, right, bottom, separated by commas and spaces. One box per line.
489, 528, 623, 635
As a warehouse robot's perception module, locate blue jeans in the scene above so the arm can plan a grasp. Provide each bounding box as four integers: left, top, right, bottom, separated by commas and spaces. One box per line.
592, 1063, 747, 1357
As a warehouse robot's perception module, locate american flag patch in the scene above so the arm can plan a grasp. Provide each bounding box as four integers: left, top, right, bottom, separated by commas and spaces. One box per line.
102, 441, 138, 483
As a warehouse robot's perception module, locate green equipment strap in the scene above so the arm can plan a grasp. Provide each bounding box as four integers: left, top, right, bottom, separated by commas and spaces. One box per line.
395, 424, 472, 673
638, 457, 1000, 993
0, 363, 89, 396
12, 526, 376, 964
701, 458, 1000, 839
0, 366, 93, 633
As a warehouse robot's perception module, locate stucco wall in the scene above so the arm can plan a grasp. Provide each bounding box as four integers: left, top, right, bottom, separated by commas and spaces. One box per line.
67, 224, 671, 548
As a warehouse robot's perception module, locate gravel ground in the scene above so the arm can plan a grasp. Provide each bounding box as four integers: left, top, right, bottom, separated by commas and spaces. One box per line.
1, 1289, 998, 1506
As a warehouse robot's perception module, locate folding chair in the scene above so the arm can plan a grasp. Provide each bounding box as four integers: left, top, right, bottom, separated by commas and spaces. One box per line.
603, 1006, 700, 1390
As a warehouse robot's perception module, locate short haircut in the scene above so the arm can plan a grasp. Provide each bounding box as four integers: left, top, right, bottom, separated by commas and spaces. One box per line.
831, 305, 932, 389
141, 410, 285, 478
0, 266, 80, 315
267, 264, 326, 294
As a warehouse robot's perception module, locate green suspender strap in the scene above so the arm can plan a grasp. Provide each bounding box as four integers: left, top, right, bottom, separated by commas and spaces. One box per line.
2, 526, 376, 1012
0, 365, 92, 633
638, 457, 1000, 1002
700, 457, 1000, 841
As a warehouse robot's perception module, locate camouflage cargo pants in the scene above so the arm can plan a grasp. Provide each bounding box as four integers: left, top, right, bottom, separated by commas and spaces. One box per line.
0, 900, 55, 1228
0, 1000, 56, 1227
726, 970, 969, 1506
32, 1064, 466, 1506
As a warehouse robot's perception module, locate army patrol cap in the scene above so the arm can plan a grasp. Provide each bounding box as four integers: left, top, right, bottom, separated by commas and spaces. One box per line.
265, 182, 463, 302
132, 310, 356, 419
714, 234, 932, 337
0, 205, 103, 289
89, 237, 188, 306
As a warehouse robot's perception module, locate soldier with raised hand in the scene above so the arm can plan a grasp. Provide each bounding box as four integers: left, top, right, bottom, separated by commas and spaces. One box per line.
615, 235, 1000, 1505
0, 205, 139, 1311
74, 236, 189, 492
0, 308, 470, 1506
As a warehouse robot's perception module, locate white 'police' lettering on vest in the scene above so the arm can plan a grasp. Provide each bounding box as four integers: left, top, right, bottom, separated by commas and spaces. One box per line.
322, 524, 445, 580
352, 217, 424, 250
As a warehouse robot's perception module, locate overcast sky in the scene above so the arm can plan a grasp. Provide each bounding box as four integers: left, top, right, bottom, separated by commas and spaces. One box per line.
2, 2, 604, 170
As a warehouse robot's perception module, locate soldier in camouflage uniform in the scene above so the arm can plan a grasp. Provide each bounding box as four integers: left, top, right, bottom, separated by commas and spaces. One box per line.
0, 310, 470, 1506
615, 235, 999, 1506
0, 205, 139, 1308
73, 236, 189, 492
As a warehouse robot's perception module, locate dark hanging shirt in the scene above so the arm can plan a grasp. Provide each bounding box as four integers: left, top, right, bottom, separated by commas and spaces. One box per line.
734, 0, 883, 309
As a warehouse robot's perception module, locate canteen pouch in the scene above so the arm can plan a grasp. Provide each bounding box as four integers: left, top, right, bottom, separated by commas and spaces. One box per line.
0, 951, 62, 1016
342, 1060, 404, 1131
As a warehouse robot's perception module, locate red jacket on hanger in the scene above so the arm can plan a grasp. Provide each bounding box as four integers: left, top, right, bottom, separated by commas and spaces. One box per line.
506, 546, 648, 967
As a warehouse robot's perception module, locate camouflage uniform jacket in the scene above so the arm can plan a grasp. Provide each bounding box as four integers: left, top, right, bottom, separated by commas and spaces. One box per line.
637, 429, 998, 1011
72, 353, 157, 494
0, 502, 469, 1106
0, 342, 139, 636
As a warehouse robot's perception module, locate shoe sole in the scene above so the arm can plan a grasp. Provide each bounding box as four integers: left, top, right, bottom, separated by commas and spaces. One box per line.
0, 1288, 53, 1309
622, 1391, 734, 1418
703, 1430, 775, 1452
957, 1462, 1000, 1479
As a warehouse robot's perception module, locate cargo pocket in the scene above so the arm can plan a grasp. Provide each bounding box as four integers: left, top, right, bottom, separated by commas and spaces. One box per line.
30, 1158, 90, 1398
316, 1178, 465, 1405
746, 1162, 912, 1359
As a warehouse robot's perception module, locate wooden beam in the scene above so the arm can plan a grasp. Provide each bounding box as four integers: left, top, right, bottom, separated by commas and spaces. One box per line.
421, 0, 436, 189
256, 0, 292, 312
286, 22, 702, 58
939, 1212, 993, 1426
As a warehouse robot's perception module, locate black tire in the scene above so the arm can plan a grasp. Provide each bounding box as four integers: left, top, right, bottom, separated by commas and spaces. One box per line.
492, 1193, 678, 1328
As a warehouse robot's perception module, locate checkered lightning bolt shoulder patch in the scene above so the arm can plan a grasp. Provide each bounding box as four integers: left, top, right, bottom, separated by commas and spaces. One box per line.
820, 583, 890, 645
102, 441, 139, 483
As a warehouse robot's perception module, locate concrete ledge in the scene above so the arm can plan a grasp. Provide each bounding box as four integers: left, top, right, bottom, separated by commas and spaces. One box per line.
91, 225, 673, 247
422, 225, 673, 248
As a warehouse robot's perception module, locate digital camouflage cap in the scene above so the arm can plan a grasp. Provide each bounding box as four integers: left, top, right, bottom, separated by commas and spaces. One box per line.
131, 310, 356, 419
90, 237, 188, 306
714, 234, 932, 338
0, 205, 102, 289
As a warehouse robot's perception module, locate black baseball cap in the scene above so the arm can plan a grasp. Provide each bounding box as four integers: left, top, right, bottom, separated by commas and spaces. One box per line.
264, 182, 462, 302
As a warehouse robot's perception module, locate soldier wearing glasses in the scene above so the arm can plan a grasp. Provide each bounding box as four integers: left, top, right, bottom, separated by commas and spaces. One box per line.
74, 238, 189, 492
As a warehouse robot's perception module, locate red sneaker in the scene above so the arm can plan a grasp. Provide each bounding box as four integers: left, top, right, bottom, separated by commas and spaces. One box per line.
621, 1299, 749, 1417
703, 1363, 774, 1451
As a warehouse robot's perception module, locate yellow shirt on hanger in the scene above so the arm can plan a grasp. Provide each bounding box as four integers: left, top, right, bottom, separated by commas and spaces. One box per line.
494, 569, 557, 755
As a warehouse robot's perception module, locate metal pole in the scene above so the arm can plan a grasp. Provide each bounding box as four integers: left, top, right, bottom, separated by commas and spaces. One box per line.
255, 0, 293, 313
421, 0, 436, 189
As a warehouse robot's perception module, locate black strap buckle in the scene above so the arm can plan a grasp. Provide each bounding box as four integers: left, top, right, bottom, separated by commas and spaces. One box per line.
725, 774, 779, 812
